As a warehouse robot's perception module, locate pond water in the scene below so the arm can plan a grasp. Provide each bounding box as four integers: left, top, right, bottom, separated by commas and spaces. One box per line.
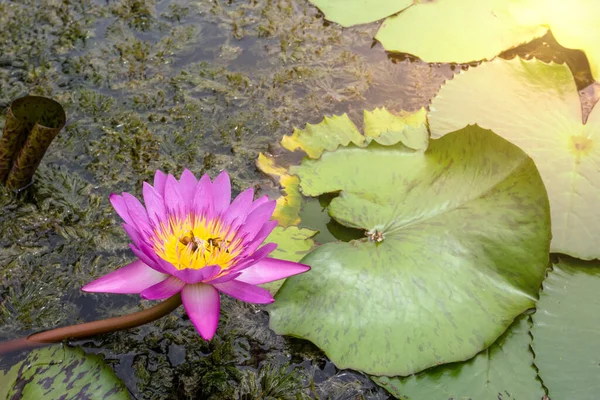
3, 0, 592, 399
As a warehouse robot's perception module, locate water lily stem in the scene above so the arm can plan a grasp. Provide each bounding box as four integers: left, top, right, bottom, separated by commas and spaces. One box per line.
0, 294, 182, 355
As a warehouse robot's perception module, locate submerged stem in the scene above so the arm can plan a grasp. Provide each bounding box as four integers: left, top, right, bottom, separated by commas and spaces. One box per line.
0, 294, 182, 355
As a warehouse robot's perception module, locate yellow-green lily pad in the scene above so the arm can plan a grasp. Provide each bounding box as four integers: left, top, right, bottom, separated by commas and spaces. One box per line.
268, 113, 551, 375
308, 0, 412, 28
313, 0, 600, 81
373, 315, 543, 399
429, 57, 600, 259
531, 258, 600, 400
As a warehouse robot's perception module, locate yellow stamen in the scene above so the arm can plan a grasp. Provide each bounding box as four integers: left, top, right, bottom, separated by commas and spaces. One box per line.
152, 215, 241, 270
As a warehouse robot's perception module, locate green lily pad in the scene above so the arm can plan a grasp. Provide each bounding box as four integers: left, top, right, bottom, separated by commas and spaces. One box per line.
308, 0, 412, 27
429, 57, 600, 260
281, 113, 366, 159
371, 0, 599, 80
373, 315, 543, 400
262, 226, 317, 294
269, 121, 551, 376
0, 345, 130, 399
375, 0, 545, 64
257, 108, 425, 228
531, 258, 600, 400
364, 107, 428, 150
257, 153, 303, 227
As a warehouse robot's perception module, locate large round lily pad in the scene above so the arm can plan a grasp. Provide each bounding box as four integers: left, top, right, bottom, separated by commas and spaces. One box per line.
429, 57, 600, 260
336, 0, 598, 80
0, 345, 130, 399
268, 117, 551, 376
311, 0, 600, 80
308, 0, 412, 27
531, 258, 600, 400
375, 0, 545, 64
373, 315, 543, 399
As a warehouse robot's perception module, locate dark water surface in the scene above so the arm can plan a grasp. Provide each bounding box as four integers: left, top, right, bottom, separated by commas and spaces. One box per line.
0, 0, 451, 398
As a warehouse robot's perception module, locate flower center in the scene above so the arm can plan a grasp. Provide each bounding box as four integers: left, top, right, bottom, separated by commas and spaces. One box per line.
152, 215, 241, 271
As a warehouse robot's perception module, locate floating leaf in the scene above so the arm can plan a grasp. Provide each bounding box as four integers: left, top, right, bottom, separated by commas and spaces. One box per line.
373, 315, 543, 399
531, 258, 600, 400
429, 57, 600, 259
311, 0, 599, 80
281, 113, 366, 159
262, 226, 317, 294
0, 345, 130, 399
257, 108, 426, 228
269, 121, 551, 376
257, 153, 303, 227
376, 0, 545, 65
307, 0, 412, 28
363, 107, 428, 150
509, 0, 600, 80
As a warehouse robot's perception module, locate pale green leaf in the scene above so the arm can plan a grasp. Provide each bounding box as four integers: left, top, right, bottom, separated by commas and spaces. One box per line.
374, 0, 545, 63
429, 57, 600, 259
363, 107, 428, 150
270, 123, 551, 376
308, 0, 412, 27
510, 0, 600, 80
373, 315, 543, 400
281, 114, 365, 159
531, 258, 600, 400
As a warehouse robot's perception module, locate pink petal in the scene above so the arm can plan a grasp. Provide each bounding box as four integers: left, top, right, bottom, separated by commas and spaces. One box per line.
249, 195, 269, 213
173, 265, 221, 284
82, 259, 167, 294
154, 256, 180, 275
164, 174, 185, 217
214, 280, 274, 304
223, 187, 254, 226
179, 169, 198, 206
133, 242, 177, 275
181, 283, 221, 340
129, 243, 163, 272
153, 170, 168, 197
236, 201, 276, 244
241, 220, 278, 255
122, 223, 143, 248
237, 238, 278, 267
228, 242, 278, 274
123, 192, 151, 234
110, 194, 133, 226
212, 171, 231, 215
236, 257, 311, 285
193, 174, 213, 217
141, 276, 185, 300
205, 271, 242, 284
143, 182, 167, 227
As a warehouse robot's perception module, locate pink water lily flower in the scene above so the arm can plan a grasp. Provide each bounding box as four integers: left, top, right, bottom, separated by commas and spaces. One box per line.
83, 170, 310, 340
